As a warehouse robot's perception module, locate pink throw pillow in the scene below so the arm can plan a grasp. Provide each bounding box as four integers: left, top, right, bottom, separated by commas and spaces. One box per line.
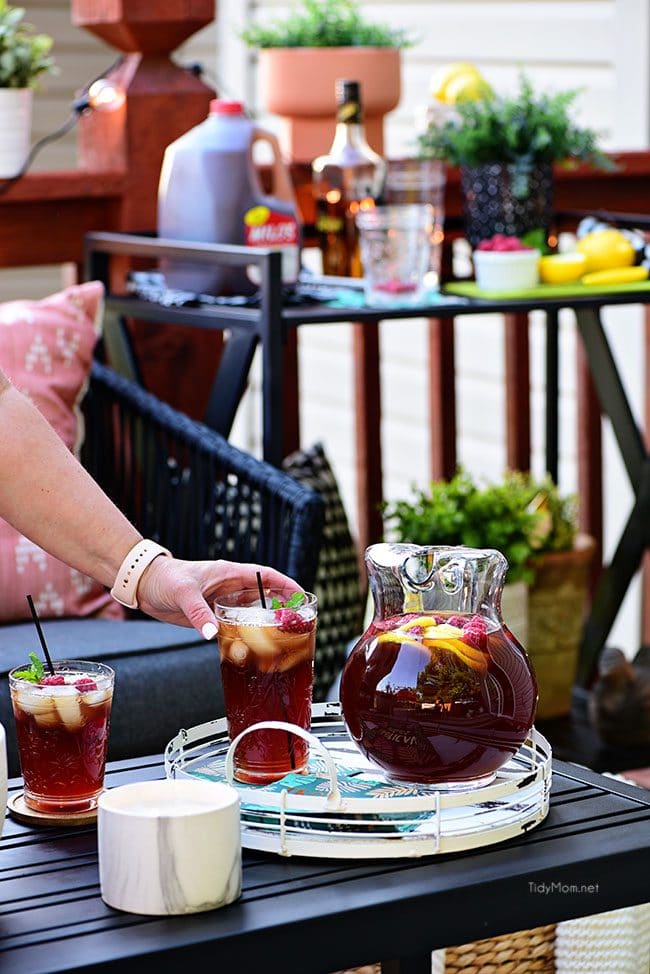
0, 282, 123, 622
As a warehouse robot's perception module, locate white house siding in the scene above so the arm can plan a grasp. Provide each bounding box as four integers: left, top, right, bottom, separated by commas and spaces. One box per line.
5, 2, 650, 654
237, 0, 650, 655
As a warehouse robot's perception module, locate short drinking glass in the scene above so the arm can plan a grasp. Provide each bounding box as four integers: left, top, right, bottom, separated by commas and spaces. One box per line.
356, 203, 434, 307
215, 589, 317, 784
9, 660, 114, 813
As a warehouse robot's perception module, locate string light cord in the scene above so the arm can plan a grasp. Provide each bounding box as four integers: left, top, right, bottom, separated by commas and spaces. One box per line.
0, 112, 78, 196
0, 57, 125, 196
183, 61, 256, 118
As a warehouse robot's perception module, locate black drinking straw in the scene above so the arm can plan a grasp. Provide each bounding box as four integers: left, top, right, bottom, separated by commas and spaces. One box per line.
26, 594, 55, 676
255, 572, 296, 769
256, 570, 267, 608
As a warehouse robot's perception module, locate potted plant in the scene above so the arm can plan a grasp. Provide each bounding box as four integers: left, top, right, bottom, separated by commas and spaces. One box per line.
418, 75, 611, 247
0, 1, 55, 179
241, 0, 412, 162
383, 469, 596, 719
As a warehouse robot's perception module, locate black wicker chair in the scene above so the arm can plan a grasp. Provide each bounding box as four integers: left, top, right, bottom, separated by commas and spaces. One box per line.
82, 362, 324, 590
0, 363, 324, 776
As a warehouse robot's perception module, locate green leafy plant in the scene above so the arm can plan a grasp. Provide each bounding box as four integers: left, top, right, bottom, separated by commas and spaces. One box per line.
0, 1, 55, 89
241, 0, 413, 49
418, 75, 612, 197
383, 469, 578, 585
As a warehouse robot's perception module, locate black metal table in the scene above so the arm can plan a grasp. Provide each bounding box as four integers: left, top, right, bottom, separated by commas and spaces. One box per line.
1, 753, 649, 974
84, 232, 650, 681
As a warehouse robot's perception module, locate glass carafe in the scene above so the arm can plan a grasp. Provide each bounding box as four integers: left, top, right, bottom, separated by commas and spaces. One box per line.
340, 544, 538, 787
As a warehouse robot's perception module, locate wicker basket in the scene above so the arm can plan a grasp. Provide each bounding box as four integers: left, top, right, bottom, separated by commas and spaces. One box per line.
332, 905, 650, 973
444, 924, 556, 973
333, 924, 556, 974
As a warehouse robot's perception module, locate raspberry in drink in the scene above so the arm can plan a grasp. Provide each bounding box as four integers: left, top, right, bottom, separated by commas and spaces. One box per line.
9, 660, 114, 812
215, 590, 317, 784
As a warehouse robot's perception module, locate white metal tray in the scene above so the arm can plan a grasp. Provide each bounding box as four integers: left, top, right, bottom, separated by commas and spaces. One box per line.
165, 702, 552, 859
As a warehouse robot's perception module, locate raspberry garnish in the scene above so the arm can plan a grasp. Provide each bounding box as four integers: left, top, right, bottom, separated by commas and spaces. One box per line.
73, 678, 98, 691
41, 675, 65, 686
446, 615, 468, 629
476, 233, 532, 252
275, 609, 313, 634
374, 613, 422, 632
461, 615, 488, 652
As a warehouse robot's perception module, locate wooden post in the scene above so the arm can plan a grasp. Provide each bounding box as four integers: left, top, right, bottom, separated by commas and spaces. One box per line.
354, 322, 384, 568
576, 340, 603, 595
428, 317, 456, 481
504, 313, 531, 472
72, 0, 223, 421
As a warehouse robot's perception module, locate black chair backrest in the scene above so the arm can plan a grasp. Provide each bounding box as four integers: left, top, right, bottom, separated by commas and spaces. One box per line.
82, 362, 324, 590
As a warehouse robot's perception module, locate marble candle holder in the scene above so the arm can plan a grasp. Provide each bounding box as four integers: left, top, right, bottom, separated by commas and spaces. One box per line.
98, 778, 241, 915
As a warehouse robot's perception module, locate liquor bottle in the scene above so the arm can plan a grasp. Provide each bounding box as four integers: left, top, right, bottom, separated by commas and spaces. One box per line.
312, 79, 386, 278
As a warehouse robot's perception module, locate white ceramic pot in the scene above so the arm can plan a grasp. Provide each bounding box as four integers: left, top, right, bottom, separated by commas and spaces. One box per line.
0, 88, 32, 179
0, 724, 7, 838
473, 248, 541, 292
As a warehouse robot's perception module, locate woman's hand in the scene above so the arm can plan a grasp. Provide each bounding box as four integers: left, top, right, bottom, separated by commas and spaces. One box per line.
136, 557, 302, 638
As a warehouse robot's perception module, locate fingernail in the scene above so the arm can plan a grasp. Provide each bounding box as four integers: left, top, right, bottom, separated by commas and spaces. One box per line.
202, 622, 218, 641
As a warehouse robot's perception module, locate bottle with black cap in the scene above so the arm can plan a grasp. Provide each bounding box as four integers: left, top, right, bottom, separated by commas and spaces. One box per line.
312, 79, 386, 277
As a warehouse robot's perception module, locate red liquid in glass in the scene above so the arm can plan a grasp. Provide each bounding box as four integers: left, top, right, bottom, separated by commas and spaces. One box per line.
11, 688, 112, 811
218, 618, 315, 784
341, 613, 537, 785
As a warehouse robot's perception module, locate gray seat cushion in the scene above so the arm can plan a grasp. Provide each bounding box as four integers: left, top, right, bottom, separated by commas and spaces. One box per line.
0, 619, 225, 778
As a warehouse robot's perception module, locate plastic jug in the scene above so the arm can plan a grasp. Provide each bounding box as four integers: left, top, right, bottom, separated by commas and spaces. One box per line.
158, 100, 300, 296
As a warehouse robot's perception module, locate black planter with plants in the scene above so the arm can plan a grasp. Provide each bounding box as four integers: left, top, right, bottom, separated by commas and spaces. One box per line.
419, 75, 612, 247
460, 160, 555, 249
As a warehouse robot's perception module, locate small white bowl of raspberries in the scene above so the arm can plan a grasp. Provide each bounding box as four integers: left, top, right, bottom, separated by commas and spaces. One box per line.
473, 234, 541, 292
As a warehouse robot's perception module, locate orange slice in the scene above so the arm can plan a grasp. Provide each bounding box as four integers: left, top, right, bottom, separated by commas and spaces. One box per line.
402, 616, 440, 631
376, 632, 422, 650
424, 636, 488, 673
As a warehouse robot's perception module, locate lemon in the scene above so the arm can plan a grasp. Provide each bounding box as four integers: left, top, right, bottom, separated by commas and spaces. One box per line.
539, 253, 587, 284
582, 266, 649, 286
576, 229, 635, 273
430, 62, 491, 104
443, 73, 494, 104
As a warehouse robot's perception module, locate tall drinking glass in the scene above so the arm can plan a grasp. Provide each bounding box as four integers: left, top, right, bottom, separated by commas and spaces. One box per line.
9, 660, 114, 813
215, 590, 317, 784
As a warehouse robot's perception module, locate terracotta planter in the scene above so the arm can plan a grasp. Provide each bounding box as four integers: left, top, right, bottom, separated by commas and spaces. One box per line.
526, 533, 597, 720
258, 47, 401, 162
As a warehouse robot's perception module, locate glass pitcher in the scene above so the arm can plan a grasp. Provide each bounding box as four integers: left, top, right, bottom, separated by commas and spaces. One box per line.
340, 543, 538, 788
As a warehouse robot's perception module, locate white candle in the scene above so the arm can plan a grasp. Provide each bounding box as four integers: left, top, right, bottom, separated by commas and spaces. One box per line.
98, 779, 241, 916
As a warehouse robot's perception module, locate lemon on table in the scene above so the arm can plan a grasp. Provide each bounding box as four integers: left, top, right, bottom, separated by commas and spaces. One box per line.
539, 253, 587, 284
430, 62, 492, 104
576, 229, 635, 272
582, 266, 649, 286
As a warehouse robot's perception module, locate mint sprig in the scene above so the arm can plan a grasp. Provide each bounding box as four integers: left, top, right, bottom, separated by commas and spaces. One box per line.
270, 592, 306, 611
13, 652, 45, 683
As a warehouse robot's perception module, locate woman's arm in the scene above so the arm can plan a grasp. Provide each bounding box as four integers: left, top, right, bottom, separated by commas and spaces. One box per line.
0, 370, 300, 637
0, 373, 140, 586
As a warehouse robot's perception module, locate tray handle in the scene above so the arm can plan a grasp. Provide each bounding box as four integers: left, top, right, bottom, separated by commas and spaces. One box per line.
224, 721, 342, 809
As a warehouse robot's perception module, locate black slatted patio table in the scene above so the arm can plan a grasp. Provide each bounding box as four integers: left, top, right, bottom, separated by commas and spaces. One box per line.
1, 754, 649, 974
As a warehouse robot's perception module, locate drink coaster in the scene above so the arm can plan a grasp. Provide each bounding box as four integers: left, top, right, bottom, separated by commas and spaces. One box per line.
8, 792, 98, 827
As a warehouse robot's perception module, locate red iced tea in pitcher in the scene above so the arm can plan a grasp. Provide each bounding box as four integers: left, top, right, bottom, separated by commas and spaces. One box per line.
341, 612, 537, 786
216, 591, 317, 784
